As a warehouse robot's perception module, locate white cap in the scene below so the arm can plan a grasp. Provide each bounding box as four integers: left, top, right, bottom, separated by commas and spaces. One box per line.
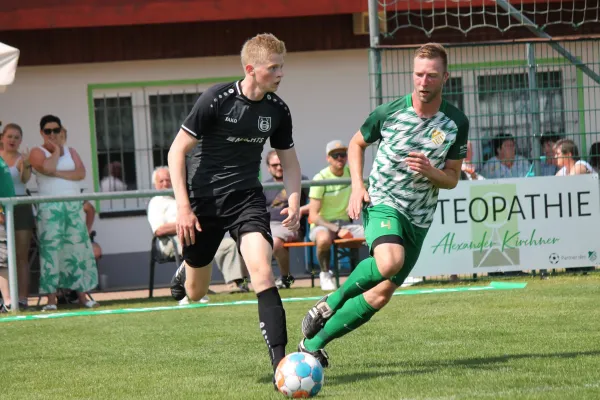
325, 140, 348, 156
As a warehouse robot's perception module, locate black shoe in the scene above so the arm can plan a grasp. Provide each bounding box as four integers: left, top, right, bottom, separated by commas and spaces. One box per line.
276, 275, 295, 289
301, 295, 333, 339
0, 303, 11, 313
298, 339, 330, 368
234, 279, 250, 293
170, 262, 187, 301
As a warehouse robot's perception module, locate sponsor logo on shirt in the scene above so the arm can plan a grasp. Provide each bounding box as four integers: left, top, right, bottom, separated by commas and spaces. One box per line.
225, 116, 238, 123
226, 136, 266, 144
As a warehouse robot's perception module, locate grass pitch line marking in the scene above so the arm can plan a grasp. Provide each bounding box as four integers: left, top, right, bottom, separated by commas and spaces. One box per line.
0, 281, 526, 323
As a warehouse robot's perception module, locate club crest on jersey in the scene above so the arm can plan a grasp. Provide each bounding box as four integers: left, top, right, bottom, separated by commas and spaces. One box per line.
431, 129, 446, 146
258, 116, 271, 132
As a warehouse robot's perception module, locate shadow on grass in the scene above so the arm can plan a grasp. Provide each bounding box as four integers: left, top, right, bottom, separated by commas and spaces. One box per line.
325, 350, 600, 386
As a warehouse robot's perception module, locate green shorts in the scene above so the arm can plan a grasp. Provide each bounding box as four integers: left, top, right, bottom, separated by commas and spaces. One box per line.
363, 204, 429, 286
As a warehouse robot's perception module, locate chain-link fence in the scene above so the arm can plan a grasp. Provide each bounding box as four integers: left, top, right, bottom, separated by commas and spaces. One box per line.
372, 38, 600, 177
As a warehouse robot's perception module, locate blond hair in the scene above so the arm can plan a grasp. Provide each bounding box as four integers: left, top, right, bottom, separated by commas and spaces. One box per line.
414, 43, 448, 71
241, 33, 286, 67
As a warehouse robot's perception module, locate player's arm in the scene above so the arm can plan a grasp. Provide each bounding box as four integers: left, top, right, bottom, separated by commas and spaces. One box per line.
406, 156, 462, 189
271, 102, 301, 231
276, 147, 301, 231
347, 131, 372, 220
168, 130, 201, 245
407, 116, 469, 190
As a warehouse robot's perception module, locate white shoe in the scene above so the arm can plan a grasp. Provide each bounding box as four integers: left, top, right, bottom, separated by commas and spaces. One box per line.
320, 271, 337, 291
178, 296, 209, 305
82, 300, 100, 308
178, 297, 190, 305
42, 304, 57, 312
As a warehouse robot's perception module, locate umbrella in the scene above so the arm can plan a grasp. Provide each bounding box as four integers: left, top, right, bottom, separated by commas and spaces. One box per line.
0, 42, 20, 93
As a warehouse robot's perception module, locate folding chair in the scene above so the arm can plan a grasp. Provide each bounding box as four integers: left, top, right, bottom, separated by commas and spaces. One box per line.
148, 235, 181, 298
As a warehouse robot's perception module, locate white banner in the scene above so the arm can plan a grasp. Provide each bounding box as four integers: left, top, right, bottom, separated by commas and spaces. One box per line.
411, 174, 600, 276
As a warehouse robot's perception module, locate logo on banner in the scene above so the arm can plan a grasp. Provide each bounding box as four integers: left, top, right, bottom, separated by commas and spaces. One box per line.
258, 116, 271, 132
470, 184, 521, 268
548, 253, 560, 264
589, 251, 598, 262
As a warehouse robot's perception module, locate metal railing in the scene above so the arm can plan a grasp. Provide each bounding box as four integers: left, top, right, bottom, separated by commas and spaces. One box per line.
0, 179, 353, 312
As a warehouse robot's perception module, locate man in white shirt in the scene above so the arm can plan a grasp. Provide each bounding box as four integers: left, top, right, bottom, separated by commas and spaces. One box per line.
147, 166, 249, 300
100, 161, 127, 192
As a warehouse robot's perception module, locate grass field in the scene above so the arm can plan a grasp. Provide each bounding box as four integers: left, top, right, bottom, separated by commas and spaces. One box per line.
2, 274, 600, 399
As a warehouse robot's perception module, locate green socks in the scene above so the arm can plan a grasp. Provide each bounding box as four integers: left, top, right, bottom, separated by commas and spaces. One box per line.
326, 257, 385, 312
304, 294, 378, 351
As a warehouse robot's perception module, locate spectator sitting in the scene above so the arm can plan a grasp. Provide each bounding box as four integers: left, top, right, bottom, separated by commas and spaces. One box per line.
263, 149, 310, 289
554, 139, 594, 176
308, 140, 364, 291
480, 133, 531, 179
29, 114, 99, 311
589, 142, 600, 173
100, 161, 127, 192
0, 123, 35, 309
540, 132, 561, 176
460, 141, 484, 181
147, 166, 249, 303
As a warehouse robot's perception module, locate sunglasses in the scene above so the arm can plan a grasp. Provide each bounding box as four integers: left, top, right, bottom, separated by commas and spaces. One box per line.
269, 163, 282, 168
330, 152, 347, 160
43, 128, 62, 135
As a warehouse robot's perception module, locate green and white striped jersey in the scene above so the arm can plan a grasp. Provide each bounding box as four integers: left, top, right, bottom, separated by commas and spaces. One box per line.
360, 94, 469, 228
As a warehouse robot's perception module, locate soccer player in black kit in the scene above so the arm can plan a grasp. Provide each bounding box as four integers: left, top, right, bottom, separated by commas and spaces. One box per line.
167, 33, 302, 386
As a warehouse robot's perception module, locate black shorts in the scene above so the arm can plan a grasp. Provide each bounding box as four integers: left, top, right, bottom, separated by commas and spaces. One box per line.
182, 188, 272, 268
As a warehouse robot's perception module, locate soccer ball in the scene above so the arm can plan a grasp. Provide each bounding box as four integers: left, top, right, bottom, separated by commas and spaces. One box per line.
275, 352, 324, 398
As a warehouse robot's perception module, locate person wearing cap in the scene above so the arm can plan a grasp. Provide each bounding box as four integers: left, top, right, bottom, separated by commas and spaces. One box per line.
307, 140, 365, 291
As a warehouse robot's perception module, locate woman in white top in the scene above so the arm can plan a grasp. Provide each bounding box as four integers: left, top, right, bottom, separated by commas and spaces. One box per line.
0, 123, 34, 309
554, 139, 594, 176
29, 115, 98, 311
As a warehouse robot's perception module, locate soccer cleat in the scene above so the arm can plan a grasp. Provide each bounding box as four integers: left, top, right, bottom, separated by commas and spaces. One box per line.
298, 339, 330, 368
275, 274, 295, 289
170, 262, 187, 301
301, 295, 333, 339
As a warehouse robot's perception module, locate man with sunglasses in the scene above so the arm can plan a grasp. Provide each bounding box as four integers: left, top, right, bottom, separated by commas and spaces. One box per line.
264, 149, 309, 289
308, 140, 364, 291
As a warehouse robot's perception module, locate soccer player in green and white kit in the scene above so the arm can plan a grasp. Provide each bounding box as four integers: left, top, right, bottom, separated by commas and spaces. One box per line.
298, 43, 469, 366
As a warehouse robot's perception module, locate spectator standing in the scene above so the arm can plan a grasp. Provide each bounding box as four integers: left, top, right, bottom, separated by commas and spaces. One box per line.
29, 115, 99, 311
0, 123, 34, 308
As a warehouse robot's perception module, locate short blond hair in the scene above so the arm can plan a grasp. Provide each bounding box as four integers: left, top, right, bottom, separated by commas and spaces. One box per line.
414, 43, 448, 71
241, 33, 286, 67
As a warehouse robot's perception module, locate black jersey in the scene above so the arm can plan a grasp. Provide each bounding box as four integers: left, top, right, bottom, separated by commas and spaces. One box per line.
182, 80, 294, 198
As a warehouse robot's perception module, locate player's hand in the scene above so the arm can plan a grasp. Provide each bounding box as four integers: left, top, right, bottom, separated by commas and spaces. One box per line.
405, 152, 434, 176
281, 207, 300, 232
347, 187, 370, 220
176, 206, 202, 246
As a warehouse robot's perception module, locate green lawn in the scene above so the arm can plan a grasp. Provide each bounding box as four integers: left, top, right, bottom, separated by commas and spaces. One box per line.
1, 275, 600, 399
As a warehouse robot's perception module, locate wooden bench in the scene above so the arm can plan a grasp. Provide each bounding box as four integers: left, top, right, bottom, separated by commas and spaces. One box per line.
283, 237, 366, 288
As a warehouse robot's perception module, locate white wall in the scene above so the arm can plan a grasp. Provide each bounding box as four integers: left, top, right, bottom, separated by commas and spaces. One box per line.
0, 49, 373, 255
